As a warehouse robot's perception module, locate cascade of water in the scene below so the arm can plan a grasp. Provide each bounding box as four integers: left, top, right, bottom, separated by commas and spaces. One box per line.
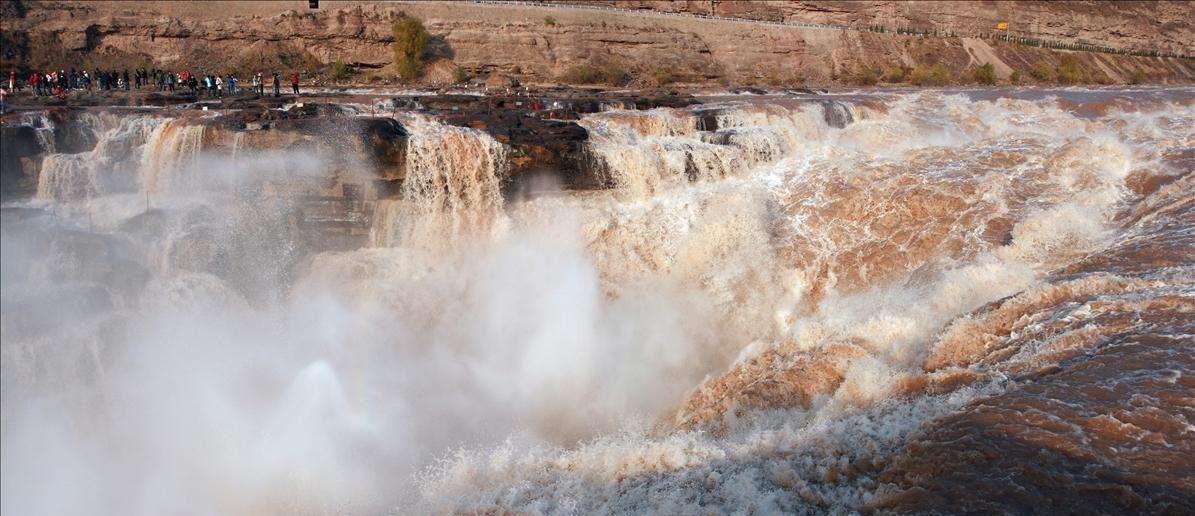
35, 115, 167, 201
371, 114, 508, 247
229, 131, 246, 159
415, 92, 1194, 514
138, 120, 207, 196
4, 90, 1193, 516
581, 102, 837, 198
18, 111, 57, 153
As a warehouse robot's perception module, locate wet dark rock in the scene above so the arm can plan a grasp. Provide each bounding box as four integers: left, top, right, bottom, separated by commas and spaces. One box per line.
419, 89, 696, 192
821, 100, 854, 129
0, 124, 42, 199
0, 124, 42, 156
700, 129, 737, 146
436, 107, 594, 192
695, 108, 720, 132
730, 86, 768, 95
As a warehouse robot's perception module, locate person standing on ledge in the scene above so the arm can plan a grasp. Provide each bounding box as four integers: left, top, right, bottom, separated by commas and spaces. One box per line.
290, 72, 299, 95
272, 71, 280, 97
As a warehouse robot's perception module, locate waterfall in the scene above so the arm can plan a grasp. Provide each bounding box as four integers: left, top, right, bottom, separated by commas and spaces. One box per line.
138, 120, 207, 196
35, 115, 167, 201
580, 102, 838, 197
37, 154, 96, 200
19, 112, 57, 153
371, 114, 508, 247
229, 131, 246, 158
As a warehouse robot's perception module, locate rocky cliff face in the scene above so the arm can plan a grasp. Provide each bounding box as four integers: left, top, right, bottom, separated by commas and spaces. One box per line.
594, 1, 1194, 57
1, 0, 1192, 86
0, 88, 704, 204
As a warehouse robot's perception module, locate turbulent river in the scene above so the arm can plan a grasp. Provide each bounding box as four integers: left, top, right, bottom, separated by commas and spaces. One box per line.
1, 88, 1192, 514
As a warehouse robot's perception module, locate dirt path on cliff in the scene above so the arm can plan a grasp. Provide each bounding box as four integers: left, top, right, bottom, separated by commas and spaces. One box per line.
960, 38, 1013, 78
1090, 53, 1127, 83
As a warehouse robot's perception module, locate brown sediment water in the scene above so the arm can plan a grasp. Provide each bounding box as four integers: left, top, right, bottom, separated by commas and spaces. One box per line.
1, 88, 1192, 515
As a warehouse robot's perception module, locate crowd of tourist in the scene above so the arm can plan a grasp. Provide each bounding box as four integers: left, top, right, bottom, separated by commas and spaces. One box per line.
4, 67, 303, 101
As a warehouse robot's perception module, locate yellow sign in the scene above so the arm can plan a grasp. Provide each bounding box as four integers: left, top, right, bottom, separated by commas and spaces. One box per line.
996, 21, 1009, 30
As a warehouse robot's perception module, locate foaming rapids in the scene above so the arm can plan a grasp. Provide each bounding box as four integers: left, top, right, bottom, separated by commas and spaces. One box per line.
2, 90, 1193, 515
420, 92, 1195, 513
580, 102, 833, 197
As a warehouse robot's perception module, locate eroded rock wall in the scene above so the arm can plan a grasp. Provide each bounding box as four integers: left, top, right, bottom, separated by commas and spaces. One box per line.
1, 0, 1191, 86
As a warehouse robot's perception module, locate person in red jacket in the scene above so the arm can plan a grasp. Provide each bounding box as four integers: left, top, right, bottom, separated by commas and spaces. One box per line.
289, 72, 299, 95
28, 71, 40, 95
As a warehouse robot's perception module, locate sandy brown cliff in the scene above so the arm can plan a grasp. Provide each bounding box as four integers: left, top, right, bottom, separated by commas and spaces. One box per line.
591, 1, 1194, 57
1, 0, 1192, 86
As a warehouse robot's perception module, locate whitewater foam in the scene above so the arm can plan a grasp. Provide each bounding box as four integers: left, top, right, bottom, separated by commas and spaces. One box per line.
3, 90, 1192, 515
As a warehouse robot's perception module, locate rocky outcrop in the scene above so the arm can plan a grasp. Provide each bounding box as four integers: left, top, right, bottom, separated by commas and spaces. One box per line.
418, 89, 697, 190
1, 1, 1191, 87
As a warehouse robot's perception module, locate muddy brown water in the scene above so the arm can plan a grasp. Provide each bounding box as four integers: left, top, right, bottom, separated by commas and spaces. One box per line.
1, 87, 1192, 514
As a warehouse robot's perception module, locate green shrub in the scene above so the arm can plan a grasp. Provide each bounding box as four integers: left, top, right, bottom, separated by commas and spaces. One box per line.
853, 66, 878, 86
329, 60, 353, 81
973, 63, 997, 85
451, 65, 471, 84
1009, 70, 1021, 84
909, 63, 950, 86
392, 13, 429, 81
882, 66, 906, 83
1056, 55, 1083, 84
1128, 69, 1147, 85
544, 16, 556, 26
559, 60, 632, 86
1029, 61, 1056, 82
645, 67, 678, 86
